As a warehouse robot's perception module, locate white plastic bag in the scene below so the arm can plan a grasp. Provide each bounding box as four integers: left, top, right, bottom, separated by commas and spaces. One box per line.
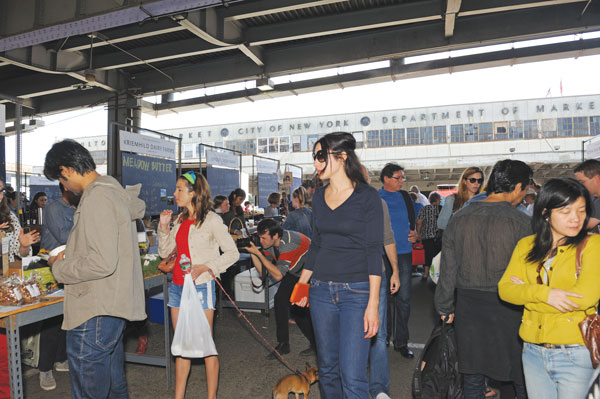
430, 252, 442, 285
171, 274, 218, 358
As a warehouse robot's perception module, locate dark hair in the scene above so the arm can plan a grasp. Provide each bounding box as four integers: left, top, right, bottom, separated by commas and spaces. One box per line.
575, 159, 600, 179
257, 218, 283, 238
302, 179, 315, 189
43, 139, 96, 181
177, 173, 212, 227
485, 159, 532, 195
213, 195, 227, 209
409, 192, 418, 202
228, 188, 246, 205
32, 192, 47, 204
526, 177, 591, 263
267, 192, 281, 205
0, 179, 14, 232
313, 132, 366, 185
429, 192, 441, 204
380, 163, 404, 184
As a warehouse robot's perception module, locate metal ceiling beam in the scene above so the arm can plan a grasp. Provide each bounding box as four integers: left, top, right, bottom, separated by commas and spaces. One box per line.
245, 1, 443, 46
0, 73, 80, 98
220, 0, 350, 21
459, 0, 587, 16
445, 0, 462, 38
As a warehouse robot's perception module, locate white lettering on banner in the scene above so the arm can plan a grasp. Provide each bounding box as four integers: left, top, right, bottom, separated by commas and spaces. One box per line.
205, 149, 238, 169
587, 138, 600, 160
119, 130, 176, 159
257, 159, 278, 174
0, 104, 5, 134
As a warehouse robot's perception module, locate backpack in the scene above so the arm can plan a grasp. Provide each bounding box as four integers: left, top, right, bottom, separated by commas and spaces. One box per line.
412, 321, 463, 399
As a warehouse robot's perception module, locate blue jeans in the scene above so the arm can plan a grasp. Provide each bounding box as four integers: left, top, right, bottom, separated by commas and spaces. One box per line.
66, 316, 128, 399
310, 279, 372, 399
522, 342, 594, 399
385, 252, 412, 348
369, 271, 389, 397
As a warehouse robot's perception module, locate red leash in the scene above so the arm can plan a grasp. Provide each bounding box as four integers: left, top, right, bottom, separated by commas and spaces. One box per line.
209, 270, 301, 375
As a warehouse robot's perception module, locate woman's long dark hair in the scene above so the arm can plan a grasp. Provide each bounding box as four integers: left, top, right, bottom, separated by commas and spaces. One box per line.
177, 173, 212, 227
313, 132, 366, 186
228, 188, 246, 216
527, 177, 591, 263
0, 180, 14, 232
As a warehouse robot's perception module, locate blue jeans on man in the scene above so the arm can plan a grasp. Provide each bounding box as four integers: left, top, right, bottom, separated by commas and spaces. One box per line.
385, 252, 412, 349
66, 316, 128, 398
369, 271, 390, 397
309, 279, 372, 399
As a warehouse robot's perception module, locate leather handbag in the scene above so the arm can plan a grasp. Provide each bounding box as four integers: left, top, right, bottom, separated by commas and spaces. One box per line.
158, 249, 178, 273
412, 242, 425, 266
575, 236, 600, 368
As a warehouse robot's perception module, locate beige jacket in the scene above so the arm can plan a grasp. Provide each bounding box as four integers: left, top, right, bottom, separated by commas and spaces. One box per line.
52, 176, 147, 330
158, 211, 239, 284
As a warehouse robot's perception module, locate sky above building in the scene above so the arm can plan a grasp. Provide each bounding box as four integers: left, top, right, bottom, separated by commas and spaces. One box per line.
6, 53, 600, 166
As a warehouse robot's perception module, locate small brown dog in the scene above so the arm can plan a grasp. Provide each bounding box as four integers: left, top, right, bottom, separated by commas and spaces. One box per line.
272, 363, 319, 399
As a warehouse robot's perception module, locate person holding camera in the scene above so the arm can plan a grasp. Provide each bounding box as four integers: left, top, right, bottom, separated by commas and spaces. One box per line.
244, 218, 316, 357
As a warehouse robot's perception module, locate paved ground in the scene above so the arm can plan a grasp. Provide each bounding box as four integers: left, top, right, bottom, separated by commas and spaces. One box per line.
22, 275, 438, 398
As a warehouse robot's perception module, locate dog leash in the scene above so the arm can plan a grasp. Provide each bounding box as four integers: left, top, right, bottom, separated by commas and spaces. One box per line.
209, 270, 302, 375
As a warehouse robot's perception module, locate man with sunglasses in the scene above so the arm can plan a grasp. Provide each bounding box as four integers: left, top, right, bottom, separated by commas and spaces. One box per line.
378, 163, 420, 358
44, 140, 147, 398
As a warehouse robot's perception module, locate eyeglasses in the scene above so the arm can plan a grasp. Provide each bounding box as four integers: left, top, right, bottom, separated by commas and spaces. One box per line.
466, 177, 484, 184
312, 150, 337, 163
183, 171, 196, 185
390, 176, 406, 181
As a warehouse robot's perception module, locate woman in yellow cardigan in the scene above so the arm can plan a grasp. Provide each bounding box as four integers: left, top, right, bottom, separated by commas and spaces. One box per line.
499, 177, 600, 399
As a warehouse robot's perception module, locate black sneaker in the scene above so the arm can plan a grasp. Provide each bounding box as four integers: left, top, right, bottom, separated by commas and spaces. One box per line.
394, 346, 414, 358
299, 346, 316, 356
267, 342, 290, 359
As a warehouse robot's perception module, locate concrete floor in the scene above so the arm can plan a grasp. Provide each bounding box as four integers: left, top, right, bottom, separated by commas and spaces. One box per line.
22, 275, 438, 398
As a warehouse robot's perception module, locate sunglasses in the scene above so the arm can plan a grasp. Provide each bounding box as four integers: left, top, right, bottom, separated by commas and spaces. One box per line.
312, 150, 337, 163
466, 177, 484, 184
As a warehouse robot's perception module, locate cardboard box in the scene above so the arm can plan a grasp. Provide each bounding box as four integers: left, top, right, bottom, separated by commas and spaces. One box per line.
234, 269, 279, 311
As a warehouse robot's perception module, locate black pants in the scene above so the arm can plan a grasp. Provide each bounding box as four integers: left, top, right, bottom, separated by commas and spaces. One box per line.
38, 316, 67, 372
274, 273, 315, 346
422, 238, 441, 267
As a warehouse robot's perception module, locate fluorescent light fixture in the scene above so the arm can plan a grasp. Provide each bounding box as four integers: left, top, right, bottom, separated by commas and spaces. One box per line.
256, 77, 275, 91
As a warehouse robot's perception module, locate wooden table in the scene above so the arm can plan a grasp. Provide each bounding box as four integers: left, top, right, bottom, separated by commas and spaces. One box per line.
0, 296, 64, 399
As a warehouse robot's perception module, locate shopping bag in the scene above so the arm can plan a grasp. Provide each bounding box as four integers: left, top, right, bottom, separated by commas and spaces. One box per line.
412, 243, 425, 266
430, 252, 442, 284
171, 274, 218, 358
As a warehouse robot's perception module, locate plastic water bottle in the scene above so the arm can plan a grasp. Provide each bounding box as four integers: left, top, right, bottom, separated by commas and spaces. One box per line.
180, 254, 191, 274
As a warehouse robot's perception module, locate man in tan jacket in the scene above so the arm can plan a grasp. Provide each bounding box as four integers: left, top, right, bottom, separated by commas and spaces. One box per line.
45, 139, 146, 399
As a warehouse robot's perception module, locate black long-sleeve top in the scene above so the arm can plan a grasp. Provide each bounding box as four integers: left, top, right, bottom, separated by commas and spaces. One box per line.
304, 182, 383, 283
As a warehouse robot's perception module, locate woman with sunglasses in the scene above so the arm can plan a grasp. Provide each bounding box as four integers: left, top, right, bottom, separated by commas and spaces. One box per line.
159, 171, 239, 399
295, 132, 383, 398
437, 166, 484, 230
499, 177, 600, 399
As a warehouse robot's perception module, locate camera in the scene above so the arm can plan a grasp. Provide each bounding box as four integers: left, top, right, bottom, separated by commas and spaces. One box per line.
236, 232, 261, 251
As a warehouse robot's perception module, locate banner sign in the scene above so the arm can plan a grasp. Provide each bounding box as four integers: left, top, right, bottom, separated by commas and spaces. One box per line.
122, 153, 177, 216
257, 159, 278, 174
587, 137, 600, 160
120, 130, 176, 159
206, 149, 238, 169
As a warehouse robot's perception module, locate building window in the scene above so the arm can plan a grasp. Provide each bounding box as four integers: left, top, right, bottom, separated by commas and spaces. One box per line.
393, 129, 405, 146
495, 122, 508, 140
352, 131, 364, 148
433, 126, 447, 143
407, 128, 419, 145
279, 136, 290, 152
509, 121, 523, 139
450, 125, 464, 143
380, 129, 393, 147
183, 143, 195, 159
558, 118, 573, 137
257, 138, 268, 154
542, 119, 557, 137
573, 117, 589, 136
307, 134, 319, 150
367, 130, 379, 148
464, 124, 478, 142
269, 137, 279, 152
292, 136, 301, 152
523, 120, 539, 139
479, 123, 493, 141
591, 116, 600, 135
420, 127, 433, 144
